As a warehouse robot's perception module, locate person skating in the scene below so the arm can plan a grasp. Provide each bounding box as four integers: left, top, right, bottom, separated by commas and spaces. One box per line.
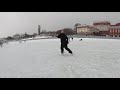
57, 30, 73, 55
0, 41, 3, 48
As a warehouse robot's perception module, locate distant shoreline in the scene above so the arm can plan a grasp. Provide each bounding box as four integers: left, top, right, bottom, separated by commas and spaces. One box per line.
67, 35, 120, 40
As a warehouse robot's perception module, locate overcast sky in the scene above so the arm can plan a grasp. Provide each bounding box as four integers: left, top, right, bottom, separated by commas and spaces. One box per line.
0, 12, 120, 38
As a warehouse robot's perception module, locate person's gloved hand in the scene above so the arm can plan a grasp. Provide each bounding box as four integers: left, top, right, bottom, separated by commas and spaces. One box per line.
67, 41, 69, 44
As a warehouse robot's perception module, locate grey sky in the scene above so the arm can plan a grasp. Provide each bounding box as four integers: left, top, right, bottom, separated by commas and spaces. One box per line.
0, 12, 120, 38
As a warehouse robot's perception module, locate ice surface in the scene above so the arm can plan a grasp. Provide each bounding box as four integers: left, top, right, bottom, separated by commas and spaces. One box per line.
0, 38, 120, 78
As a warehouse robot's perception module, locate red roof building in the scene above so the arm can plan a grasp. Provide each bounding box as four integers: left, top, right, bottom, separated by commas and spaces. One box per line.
93, 21, 120, 37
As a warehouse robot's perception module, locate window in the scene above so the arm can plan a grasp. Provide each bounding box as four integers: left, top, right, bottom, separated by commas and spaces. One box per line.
112, 29, 114, 32
113, 29, 115, 32
110, 29, 111, 32
111, 30, 112, 32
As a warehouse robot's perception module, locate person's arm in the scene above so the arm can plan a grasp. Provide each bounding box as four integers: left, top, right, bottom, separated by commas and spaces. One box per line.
65, 35, 69, 44
56, 34, 61, 38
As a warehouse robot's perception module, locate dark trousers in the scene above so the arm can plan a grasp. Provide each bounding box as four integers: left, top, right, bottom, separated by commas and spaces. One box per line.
61, 43, 72, 54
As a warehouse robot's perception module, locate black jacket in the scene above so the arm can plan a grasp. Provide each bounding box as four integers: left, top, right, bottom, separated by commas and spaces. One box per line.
57, 33, 68, 44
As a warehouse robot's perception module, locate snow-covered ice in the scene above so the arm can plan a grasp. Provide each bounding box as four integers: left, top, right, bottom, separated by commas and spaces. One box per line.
0, 38, 120, 78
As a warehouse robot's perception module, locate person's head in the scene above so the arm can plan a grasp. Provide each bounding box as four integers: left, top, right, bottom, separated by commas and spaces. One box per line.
61, 30, 64, 33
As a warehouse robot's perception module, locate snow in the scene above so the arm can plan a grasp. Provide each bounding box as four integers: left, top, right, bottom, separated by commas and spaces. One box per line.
0, 38, 120, 78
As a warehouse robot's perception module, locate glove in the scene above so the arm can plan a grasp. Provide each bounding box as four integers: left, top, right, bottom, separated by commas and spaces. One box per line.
67, 41, 69, 44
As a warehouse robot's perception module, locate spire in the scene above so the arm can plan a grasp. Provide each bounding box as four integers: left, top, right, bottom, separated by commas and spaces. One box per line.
38, 25, 41, 35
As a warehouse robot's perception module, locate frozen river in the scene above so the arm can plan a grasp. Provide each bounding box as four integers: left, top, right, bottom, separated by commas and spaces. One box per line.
0, 38, 120, 78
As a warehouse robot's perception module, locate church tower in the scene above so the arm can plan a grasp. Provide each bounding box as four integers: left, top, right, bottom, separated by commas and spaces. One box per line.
38, 25, 41, 35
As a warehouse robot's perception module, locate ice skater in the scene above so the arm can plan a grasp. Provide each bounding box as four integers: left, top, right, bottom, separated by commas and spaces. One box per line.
57, 30, 73, 55
0, 41, 3, 48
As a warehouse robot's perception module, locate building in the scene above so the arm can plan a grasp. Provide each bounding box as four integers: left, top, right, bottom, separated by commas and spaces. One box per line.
93, 21, 110, 36
74, 23, 81, 34
13, 34, 25, 40
93, 21, 120, 37
77, 25, 99, 35
109, 23, 120, 37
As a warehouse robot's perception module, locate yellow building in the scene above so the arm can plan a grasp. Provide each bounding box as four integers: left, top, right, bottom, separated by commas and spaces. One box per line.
77, 25, 99, 35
